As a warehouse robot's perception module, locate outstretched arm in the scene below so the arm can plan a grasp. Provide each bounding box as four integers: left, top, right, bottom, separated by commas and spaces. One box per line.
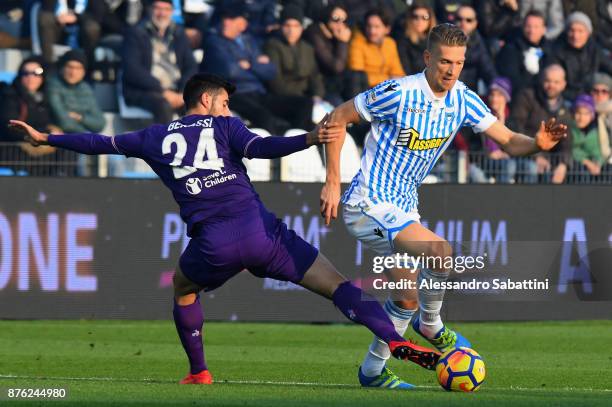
245, 114, 343, 159
483, 118, 567, 156
9, 120, 143, 156
320, 99, 361, 225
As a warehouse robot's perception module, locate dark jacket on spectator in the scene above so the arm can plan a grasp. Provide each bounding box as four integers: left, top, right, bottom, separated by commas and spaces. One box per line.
547, 35, 612, 100
395, 35, 427, 75
304, 23, 349, 78
496, 34, 551, 98
303, 23, 349, 97
475, 0, 521, 40
263, 35, 325, 98
596, 0, 612, 52
201, 32, 276, 95
459, 30, 497, 91
0, 81, 53, 141
511, 86, 572, 163
122, 22, 197, 99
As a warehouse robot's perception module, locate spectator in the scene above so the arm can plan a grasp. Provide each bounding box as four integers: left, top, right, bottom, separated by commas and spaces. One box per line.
209, 0, 277, 42
548, 11, 612, 101
304, 3, 352, 105
201, 5, 313, 134
47, 50, 105, 133
591, 73, 612, 165
0, 1, 30, 49
561, 1, 598, 30
264, 6, 325, 105
481, 77, 533, 183
571, 94, 603, 181
595, 0, 612, 53
455, 5, 497, 91
0, 56, 62, 175
496, 10, 551, 98
122, 0, 197, 123
348, 8, 405, 90
474, 0, 520, 42
38, 0, 109, 65
511, 64, 572, 183
394, 2, 436, 75
520, 0, 564, 40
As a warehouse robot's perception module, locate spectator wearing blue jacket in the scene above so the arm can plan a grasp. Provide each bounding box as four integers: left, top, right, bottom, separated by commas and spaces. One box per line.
122, 0, 197, 123
201, 5, 313, 134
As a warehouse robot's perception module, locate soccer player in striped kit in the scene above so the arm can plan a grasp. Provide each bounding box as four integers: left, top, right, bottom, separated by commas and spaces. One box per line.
320, 23, 567, 389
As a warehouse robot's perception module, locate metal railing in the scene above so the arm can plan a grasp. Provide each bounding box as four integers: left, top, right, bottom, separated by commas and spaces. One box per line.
0, 142, 98, 177
2, 141, 612, 184
463, 151, 612, 184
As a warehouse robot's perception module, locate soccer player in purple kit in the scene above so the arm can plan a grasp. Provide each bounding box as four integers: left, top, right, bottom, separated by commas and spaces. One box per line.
10, 73, 439, 387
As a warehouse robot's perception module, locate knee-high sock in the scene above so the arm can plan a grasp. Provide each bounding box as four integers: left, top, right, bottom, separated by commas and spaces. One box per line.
361, 299, 416, 376
417, 268, 447, 338
173, 296, 207, 374
332, 281, 404, 344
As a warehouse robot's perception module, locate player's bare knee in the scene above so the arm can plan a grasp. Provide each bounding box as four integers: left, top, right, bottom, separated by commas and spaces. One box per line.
173, 266, 202, 301
176, 293, 197, 306
428, 240, 453, 261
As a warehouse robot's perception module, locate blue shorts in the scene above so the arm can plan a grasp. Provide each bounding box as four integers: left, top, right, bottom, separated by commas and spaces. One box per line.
179, 204, 318, 292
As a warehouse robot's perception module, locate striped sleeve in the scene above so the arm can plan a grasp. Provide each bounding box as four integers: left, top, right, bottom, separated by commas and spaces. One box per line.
354, 79, 403, 122
462, 89, 497, 133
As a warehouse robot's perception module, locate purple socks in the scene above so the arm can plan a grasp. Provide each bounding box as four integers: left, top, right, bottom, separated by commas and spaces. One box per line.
173, 296, 207, 374
332, 281, 405, 344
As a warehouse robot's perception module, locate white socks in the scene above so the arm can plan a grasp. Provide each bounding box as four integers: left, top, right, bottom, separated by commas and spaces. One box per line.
360, 299, 415, 377
416, 268, 447, 338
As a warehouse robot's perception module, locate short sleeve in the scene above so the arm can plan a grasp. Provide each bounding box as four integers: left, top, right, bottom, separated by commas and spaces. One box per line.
462, 89, 497, 133
112, 129, 147, 158
227, 117, 261, 158
354, 79, 403, 122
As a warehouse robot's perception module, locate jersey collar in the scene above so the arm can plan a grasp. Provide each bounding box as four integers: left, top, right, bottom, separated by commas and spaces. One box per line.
418, 70, 448, 105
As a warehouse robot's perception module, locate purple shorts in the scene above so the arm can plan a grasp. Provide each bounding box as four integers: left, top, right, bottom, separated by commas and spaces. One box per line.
179, 205, 318, 292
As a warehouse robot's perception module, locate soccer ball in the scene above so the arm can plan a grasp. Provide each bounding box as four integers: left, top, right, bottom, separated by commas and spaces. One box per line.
436, 347, 485, 392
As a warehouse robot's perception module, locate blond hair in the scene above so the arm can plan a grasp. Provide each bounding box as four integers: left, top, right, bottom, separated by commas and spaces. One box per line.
427, 23, 468, 51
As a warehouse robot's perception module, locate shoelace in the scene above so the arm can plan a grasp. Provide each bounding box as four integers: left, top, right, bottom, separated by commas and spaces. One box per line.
433, 329, 457, 348
381, 367, 402, 384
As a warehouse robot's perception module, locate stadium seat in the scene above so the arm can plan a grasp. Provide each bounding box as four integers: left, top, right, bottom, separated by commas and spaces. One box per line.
243, 128, 272, 181
0, 71, 17, 84
0, 168, 14, 176
280, 129, 326, 182
0, 48, 30, 73
340, 131, 361, 182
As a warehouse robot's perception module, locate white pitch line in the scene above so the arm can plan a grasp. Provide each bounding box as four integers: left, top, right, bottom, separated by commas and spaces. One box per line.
0, 374, 611, 393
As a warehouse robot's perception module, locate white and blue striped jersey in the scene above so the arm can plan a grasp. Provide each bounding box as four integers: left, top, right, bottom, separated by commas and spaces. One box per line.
342, 72, 497, 212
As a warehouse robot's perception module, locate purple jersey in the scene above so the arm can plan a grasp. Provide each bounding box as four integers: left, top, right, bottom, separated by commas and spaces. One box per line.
110, 115, 262, 235
47, 114, 317, 287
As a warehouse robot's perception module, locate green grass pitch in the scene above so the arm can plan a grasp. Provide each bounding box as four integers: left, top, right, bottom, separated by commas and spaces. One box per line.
1, 320, 611, 406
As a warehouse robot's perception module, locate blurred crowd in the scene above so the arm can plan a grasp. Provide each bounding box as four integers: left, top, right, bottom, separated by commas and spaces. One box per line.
0, 0, 611, 183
